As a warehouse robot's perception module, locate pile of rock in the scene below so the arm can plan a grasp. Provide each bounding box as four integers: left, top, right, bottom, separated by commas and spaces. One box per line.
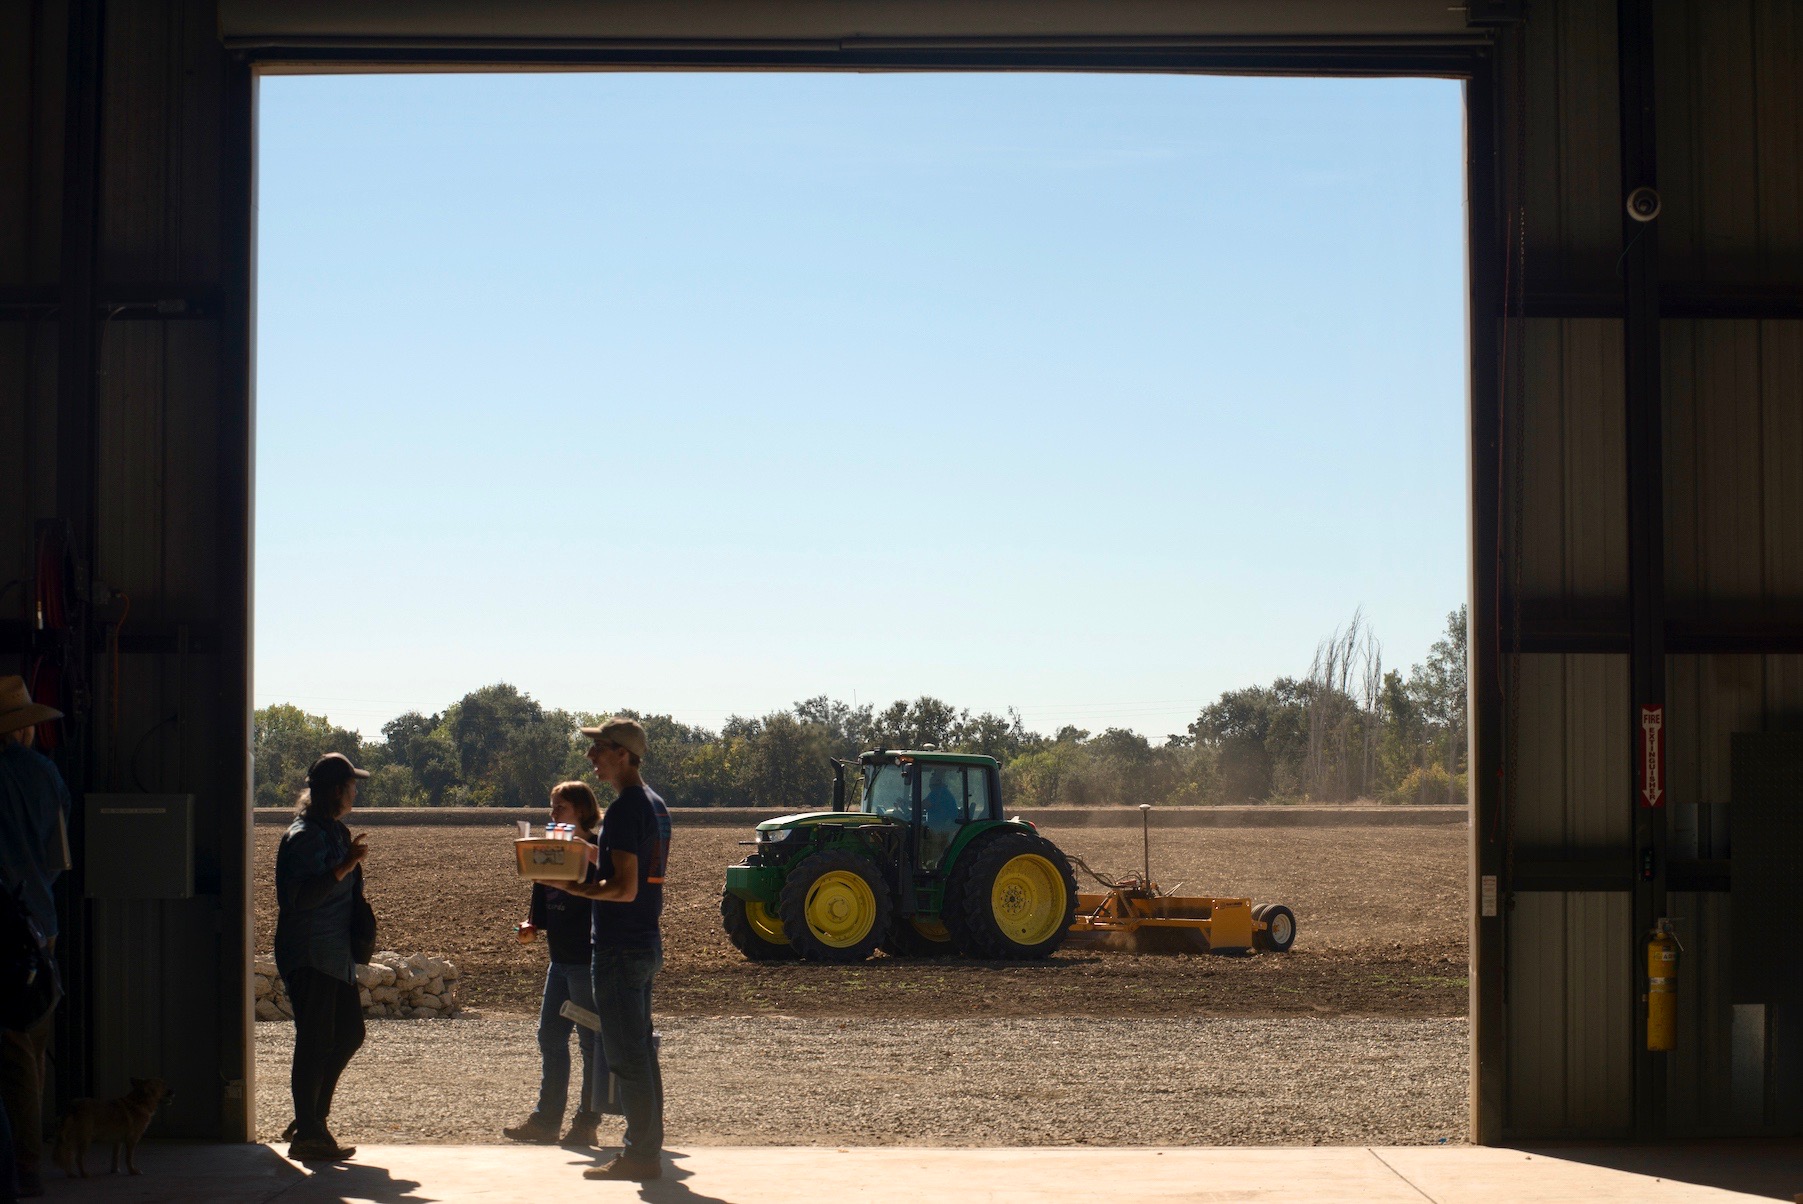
253, 951, 462, 1021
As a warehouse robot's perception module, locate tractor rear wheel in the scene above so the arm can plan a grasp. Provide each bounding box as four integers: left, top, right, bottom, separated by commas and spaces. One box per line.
778, 849, 893, 963
1253, 903, 1297, 953
720, 890, 797, 961
943, 832, 1077, 960
880, 915, 957, 958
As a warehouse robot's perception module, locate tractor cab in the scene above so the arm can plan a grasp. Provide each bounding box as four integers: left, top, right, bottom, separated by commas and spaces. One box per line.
847, 752, 997, 871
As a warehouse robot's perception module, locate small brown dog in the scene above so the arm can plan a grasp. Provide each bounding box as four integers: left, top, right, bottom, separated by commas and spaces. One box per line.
52, 1077, 172, 1177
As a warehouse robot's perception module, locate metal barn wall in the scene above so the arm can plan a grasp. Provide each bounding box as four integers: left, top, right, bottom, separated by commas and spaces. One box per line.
1506, 0, 1803, 1141
0, 0, 254, 1140
2, 0, 1798, 1145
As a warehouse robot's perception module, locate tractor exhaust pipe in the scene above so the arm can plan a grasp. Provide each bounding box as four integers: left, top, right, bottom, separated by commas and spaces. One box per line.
1139, 803, 1152, 886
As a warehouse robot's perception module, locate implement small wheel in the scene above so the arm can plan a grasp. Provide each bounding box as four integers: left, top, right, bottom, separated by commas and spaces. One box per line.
721, 890, 797, 961
943, 832, 1077, 960
1253, 903, 1297, 953
778, 849, 893, 963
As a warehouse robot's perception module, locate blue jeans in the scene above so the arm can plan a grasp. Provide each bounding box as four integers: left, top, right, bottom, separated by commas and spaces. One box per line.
536, 961, 599, 1123
591, 945, 663, 1161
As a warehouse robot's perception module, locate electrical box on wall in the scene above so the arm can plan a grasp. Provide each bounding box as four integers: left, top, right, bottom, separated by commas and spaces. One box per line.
84, 794, 194, 899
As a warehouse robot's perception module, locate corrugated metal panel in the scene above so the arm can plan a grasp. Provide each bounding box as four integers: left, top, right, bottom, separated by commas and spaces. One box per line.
1666, 655, 1761, 858
1515, 654, 1632, 848
99, 0, 223, 282
1663, 322, 1803, 605
1520, 321, 1629, 601
1523, 0, 1620, 281
1507, 891, 1635, 1137
160, 322, 223, 613
89, 897, 223, 1137
96, 323, 170, 615
0, 3, 63, 625
1759, 324, 1803, 597
1748, 2, 1803, 276
0, 4, 35, 283
1666, 889, 1736, 1134
0, 323, 58, 633
1657, 0, 1803, 285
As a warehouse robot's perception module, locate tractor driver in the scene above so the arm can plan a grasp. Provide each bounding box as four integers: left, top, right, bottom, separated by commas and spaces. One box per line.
920, 770, 960, 868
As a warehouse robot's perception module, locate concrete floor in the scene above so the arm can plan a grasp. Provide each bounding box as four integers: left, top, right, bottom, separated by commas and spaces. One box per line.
29, 1142, 1803, 1203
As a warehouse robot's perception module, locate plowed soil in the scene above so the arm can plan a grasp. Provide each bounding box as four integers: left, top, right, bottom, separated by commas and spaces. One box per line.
253, 820, 1467, 1019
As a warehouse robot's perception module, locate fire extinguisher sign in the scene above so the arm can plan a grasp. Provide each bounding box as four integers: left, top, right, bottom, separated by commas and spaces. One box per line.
1640, 704, 1665, 808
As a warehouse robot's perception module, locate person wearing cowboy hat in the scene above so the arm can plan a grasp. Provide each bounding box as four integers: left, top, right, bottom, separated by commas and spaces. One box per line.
0, 675, 70, 1198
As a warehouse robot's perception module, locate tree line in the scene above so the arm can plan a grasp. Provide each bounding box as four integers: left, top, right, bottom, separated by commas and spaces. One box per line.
254, 607, 1468, 811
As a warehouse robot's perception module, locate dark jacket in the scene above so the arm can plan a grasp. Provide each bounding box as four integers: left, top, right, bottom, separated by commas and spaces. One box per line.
273, 816, 356, 984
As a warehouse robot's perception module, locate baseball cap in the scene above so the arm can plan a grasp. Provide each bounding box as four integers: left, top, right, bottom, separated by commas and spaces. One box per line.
580, 717, 648, 760
306, 751, 370, 787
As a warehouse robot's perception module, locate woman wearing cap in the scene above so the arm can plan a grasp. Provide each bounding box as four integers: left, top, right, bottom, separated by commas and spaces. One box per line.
273, 752, 371, 1162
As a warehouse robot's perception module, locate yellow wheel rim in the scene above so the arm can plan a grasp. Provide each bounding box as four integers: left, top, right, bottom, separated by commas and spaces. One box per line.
804, 870, 878, 948
990, 854, 1066, 946
912, 917, 953, 943
746, 899, 788, 945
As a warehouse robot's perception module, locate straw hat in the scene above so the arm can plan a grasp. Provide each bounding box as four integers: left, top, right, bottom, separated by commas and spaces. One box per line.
0, 676, 62, 738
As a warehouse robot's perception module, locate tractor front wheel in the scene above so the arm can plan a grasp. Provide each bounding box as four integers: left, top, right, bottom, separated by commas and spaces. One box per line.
778, 850, 893, 963
721, 890, 797, 961
943, 832, 1077, 960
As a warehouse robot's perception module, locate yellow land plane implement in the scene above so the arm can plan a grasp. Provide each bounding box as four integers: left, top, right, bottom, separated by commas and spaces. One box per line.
1064, 805, 1297, 956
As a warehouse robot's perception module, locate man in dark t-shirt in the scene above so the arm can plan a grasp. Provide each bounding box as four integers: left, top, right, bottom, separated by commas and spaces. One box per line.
561, 717, 669, 1182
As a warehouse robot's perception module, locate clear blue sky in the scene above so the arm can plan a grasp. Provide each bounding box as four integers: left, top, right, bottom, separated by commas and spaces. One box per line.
255, 72, 1467, 742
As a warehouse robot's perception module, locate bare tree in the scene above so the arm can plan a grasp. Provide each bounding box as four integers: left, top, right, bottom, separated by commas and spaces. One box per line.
1304, 608, 1383, 802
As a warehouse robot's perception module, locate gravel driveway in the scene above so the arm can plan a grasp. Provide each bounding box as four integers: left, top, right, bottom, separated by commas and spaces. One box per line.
255, 1015, 1467, 1147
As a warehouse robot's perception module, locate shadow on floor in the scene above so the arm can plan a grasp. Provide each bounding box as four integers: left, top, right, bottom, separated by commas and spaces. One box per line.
634, 1151, 734, 1204
43, 1143, 429, 1204
39, 1142, 300, 1204
281, 1158, 432, 1203
1521, 1139, 1803, 1202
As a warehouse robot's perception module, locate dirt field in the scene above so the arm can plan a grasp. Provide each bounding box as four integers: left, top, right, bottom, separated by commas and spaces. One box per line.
253, 1015, 1469, 1147
253, 820, 1467, 1019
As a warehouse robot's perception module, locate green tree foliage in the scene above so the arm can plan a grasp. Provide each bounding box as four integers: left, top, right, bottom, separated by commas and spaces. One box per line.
252, 703, 365, 810
250, 607, 1471, 811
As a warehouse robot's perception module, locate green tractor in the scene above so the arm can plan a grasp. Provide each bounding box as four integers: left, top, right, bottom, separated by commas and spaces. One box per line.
720, 750, 1078, 963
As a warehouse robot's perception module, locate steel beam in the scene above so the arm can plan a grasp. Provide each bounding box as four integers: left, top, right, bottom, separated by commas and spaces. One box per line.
1618, 0, 1666, 1141
1517, 286, 1803, 320
1463, 47, 1507, 1147
214, 52, 257, 1144
53, 0, 105, 1121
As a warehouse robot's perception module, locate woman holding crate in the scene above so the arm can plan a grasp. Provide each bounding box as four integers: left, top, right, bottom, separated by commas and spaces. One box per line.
503, 780, 606, 1147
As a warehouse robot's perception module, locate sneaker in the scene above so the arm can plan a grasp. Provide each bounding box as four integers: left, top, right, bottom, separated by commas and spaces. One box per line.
583, 1155, 661, 1181
561, 1112, 600, 1147
287, 1136, 356, 1161
501, 1114, 561, 1144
